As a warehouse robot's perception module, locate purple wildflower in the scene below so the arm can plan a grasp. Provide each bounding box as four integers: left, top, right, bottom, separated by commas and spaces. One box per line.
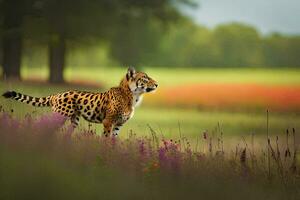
33, 112, 67, 132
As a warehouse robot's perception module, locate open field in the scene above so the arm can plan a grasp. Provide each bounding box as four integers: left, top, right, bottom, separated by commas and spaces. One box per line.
17, 66, 300, 111
1, 67, 300, 199
19, 66, 300, 87
2, 98, 300, 138
1, 67, 300, 139
0, 113, 299, 200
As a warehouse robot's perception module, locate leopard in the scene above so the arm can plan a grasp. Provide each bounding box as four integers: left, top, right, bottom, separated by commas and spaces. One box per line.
2, 67, 158, 137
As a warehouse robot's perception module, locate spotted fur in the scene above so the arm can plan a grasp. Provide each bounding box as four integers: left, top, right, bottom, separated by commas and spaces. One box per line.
2, 67, 158, 136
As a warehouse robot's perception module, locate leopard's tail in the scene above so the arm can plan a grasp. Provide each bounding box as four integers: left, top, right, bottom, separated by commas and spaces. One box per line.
2, 91, 52, 107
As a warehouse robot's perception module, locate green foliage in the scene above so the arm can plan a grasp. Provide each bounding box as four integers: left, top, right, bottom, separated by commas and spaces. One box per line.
214, 23, 263, 67
22, 20, 300, 68
1, 0, 299, 73
4, 1, 298, 69
107, 0, 193, 66
109, 17, 163, 66
150, 21, 300, 68
263, 33, 300, 67
153, 19, 221, 66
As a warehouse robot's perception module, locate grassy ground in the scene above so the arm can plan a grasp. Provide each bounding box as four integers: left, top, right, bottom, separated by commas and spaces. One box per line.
1, 68, 300, 139
0, 113, 299, 200
2, 95, 300, 138
1, 67, 300, 199
20, 66, 300, 87
19, 66, 300, 111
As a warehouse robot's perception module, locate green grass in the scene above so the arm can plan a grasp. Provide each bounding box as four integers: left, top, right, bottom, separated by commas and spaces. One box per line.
130, 107, 300, 137
1, 66, 300, 139
2, 114, 298, 200
1, 82, 299, 139
20, 66, 300, 88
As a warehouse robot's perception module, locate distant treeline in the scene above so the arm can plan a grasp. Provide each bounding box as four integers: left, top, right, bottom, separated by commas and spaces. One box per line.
150, 21, 300, 68
108, 20, 300, 68
23, 20, 300, 69
1, 0, 299, 83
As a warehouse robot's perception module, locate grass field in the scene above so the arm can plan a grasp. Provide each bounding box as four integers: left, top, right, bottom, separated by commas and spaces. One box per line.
1, 67, 300, 199
20, 66, 300, 87
19, 66, 300, 111
0, 113, 299, 200
2, 97, 300, 138
1, 67, 300, 139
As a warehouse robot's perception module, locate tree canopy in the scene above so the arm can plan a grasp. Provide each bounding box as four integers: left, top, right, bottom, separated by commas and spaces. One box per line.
0, 0, 195, 82
1, 0, 299, 83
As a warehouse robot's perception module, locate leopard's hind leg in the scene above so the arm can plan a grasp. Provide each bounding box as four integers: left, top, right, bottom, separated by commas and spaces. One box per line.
51, 100, 80, 128
70, 114, 80, 128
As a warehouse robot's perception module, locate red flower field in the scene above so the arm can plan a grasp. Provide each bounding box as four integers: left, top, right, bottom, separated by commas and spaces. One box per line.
146, 83, 300, 111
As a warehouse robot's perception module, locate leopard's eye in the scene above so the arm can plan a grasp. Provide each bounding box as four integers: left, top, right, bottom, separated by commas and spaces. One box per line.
142, 78, 149, 83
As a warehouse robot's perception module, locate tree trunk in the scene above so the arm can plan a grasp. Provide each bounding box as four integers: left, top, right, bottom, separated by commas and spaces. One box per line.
48, 34, 66, 83
2, 0, 23, 80
2, 35, 22, 80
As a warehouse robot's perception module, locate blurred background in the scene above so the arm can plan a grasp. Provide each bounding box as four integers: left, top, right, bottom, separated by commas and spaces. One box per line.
0, 0, 300, 139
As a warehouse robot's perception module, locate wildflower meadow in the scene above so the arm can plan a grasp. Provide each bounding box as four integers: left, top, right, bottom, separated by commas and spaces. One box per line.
0, 111, 299, 200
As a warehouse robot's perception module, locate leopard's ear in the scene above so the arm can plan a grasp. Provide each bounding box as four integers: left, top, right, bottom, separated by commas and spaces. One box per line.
126, 66, 136, 80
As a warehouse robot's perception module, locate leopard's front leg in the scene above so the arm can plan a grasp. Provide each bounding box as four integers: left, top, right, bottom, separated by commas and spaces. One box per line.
102, 118, 113, 137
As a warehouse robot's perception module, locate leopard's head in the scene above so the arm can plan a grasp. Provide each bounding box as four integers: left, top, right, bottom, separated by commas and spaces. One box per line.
124, 67, 158, 94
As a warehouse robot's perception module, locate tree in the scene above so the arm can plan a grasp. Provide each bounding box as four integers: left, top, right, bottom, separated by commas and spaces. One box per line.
0, 0, 25, 80
46, 0, 120, 83
41, 0, 92, 83
214, 23, 263, 67
1, 0, 195, 82
263, 33, 300, 67
153, 19, 220, 67
0, 0, 43, 80
108, 0, 195, 67
109, 16, 162, 67
28, 0, 193, 83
